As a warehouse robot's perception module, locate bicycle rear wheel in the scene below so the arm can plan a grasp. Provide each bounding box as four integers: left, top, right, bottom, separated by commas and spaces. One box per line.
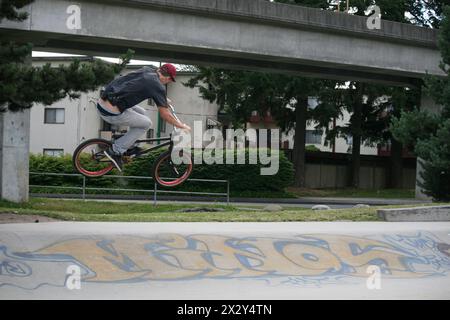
73, 139, 114, 177
152, 150, 193, 187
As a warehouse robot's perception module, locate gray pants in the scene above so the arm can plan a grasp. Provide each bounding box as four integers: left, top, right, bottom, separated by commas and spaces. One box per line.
99, 105, 152, 155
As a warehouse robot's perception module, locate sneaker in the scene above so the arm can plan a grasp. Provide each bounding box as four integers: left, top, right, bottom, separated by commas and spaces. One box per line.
104, 148, 123, 172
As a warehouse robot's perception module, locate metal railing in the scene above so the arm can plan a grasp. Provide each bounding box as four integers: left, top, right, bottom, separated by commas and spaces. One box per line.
29, 172, 230, 205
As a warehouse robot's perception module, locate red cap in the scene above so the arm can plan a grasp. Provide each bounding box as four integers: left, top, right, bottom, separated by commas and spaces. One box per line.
160, 63, 177, 82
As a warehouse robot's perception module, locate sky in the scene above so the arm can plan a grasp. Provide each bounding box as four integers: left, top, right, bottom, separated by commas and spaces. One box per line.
32, 51, 160, 66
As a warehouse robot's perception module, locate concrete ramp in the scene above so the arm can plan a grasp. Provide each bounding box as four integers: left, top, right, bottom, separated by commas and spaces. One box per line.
1, 222, 449, 299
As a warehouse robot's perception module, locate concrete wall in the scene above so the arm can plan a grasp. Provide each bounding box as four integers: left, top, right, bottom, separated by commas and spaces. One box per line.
166, 73, 220, 134
303, 162, 414, 189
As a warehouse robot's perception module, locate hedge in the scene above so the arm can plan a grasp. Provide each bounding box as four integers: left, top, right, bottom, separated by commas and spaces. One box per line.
123, 148, 293, 193
30, 154, 118, 192
29, 149, 294, 194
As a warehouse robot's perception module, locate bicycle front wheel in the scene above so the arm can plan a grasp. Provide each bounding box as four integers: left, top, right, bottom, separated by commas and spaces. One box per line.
73, 139, 114, 177
152, 150, 193, 187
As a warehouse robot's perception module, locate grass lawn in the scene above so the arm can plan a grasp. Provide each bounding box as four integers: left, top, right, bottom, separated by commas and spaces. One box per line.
0, 198, 446, 222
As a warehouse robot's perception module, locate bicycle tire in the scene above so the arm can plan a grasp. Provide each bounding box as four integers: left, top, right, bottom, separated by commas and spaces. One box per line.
73, 138, 114, 177
152, 150, 193, 187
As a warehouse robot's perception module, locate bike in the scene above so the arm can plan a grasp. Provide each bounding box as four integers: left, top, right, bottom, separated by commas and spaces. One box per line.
72, 105, 193, 187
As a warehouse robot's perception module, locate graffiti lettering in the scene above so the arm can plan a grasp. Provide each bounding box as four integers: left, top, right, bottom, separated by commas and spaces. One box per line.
1, 233, 449, 289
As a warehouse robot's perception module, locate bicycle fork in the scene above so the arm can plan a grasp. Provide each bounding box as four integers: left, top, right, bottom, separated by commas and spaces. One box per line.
168, 139, 182, 177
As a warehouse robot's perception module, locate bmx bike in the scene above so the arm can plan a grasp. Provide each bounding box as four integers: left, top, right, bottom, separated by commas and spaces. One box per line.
72, 105, 192, 187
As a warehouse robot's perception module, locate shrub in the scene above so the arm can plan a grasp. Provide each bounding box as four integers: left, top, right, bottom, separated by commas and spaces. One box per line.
418, 161, 450, 202
29, 153, 117, 190
123, 148, 294, 192
306, 145, 321, 152
29, 148, 294, 195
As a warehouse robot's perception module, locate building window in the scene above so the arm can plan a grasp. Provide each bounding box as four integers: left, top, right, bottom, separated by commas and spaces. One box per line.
43, 149, 64, 157
147, 128, 154, 139
305, 130, 322, 144
101, 120, 112, 131
44, 108, 65, 124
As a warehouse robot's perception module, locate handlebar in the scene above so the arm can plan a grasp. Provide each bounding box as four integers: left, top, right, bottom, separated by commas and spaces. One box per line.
168, 104, 180, 122
168, 103, 185, 133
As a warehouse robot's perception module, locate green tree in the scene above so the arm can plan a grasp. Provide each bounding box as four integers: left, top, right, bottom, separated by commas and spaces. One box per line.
277, 0, 442, 189
391, 6, 450, 201
185, 0, 334, 188
405, 0, 447, 28
309, 0, 434, 188
0, 1, 134, 111
185, 66, 327, 188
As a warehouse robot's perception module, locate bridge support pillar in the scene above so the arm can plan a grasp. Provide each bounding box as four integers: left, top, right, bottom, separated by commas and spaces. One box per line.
0, 109, 31, 203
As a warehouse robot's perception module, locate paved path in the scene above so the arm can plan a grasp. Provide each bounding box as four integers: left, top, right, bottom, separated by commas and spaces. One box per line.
72, 198, 355, 209
49, 196, 429, 210
1, 222, 449, 299
32, 193, 429, 205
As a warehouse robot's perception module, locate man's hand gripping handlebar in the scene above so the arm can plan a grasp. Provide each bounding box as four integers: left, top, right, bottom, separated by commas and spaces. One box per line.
168, 104, 191, 132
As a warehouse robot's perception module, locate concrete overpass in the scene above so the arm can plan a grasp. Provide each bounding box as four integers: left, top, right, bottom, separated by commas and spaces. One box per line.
0, 0, 444, 86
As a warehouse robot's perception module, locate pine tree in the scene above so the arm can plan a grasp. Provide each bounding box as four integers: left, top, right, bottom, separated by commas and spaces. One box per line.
0, 0, 134, 112
391, 6, 450, 201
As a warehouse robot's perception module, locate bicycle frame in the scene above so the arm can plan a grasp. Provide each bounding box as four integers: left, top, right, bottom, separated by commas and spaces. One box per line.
124, 103, 181, 157
132, 135, 172, 157
74, 100, 193, 184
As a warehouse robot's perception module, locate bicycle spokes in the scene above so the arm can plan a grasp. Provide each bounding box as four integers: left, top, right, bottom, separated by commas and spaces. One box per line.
168, 160, 181, 176
154, 151, 193, 187
73, 139, 114, 177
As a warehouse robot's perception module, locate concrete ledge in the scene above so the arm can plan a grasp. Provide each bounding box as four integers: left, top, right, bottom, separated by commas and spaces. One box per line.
378, 206, 450, 222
